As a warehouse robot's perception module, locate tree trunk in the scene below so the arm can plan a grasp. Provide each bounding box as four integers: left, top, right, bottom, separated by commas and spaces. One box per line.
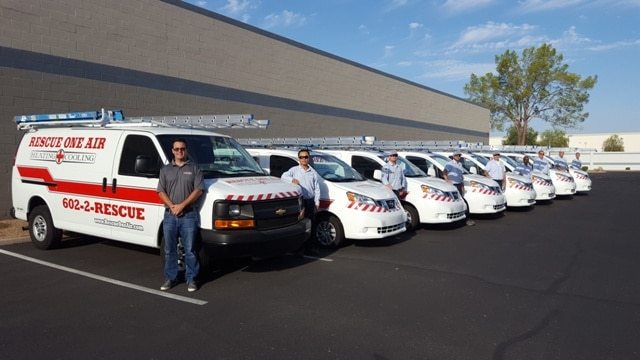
516, 124, 526, 145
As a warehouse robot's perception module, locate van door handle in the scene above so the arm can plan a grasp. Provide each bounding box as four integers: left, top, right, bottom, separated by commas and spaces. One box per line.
102, 177, 107, 192
112, 178, 117, 193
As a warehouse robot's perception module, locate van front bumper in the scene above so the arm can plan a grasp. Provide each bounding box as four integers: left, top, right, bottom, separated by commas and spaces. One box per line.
200, 218, 311, 258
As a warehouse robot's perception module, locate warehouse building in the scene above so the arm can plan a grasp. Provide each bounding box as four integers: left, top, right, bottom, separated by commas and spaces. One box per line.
0, 0, 489, 218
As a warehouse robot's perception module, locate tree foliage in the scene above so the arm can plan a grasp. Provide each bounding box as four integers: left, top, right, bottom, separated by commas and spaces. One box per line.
538, 129, 569, 147
502, 126, 538, 145
603, 134, 624, 152
464, 44, 597, 145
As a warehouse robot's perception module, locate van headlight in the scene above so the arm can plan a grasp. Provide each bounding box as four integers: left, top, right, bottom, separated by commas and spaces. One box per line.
421, 185, 446, 196
469, 181, 491, 190
213, 202, 255, 229
347, 191, 377, 205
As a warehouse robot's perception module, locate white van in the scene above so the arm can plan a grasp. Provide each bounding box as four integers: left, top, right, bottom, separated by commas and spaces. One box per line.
444, 152, 536, 207
510, 153, 576, 196
11, 110, 311, 266
319, 149, 468, 229
475, 152, 556, 201
398, 151, 507, 214
247, 148, 406, 247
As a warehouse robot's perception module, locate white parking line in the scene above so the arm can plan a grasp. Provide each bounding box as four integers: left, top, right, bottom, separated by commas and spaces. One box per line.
0, 249, 207, 306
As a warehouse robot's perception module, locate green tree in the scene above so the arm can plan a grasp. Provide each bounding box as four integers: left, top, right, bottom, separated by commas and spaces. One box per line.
464, 44, 597, 145
603, 134, 624, 152
502, 126, 538, 145
538, 129, 569, 147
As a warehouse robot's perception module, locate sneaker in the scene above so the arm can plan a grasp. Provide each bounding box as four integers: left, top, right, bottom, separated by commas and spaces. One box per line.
160, 279, 178, 291
466, 219, 476, 226
187, 281, 198, 292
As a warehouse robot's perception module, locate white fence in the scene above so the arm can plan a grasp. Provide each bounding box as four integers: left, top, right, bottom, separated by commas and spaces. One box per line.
548, 151, 640, 171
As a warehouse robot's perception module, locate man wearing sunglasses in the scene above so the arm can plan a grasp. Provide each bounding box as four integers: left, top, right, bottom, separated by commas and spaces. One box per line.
157, 138, 204, 292
381, 151, 407, 199
281, 148, 320, 221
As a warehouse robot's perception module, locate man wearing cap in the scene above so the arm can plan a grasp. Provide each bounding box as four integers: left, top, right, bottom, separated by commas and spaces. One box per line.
571, 152, 583, 170
484, 152, 506, 190
381, 151, 407, 199
443, 151, 474, 226
533, 150, 550, 175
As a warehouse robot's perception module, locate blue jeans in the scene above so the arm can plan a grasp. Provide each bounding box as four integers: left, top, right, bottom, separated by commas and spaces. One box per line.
163, 209, 200, 282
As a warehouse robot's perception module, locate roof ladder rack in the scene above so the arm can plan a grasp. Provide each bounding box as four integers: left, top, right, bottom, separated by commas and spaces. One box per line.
14, 109, 269, 131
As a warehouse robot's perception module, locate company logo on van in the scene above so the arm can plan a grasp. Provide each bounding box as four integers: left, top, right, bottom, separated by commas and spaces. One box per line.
275, 208, 287, 216
30, 149, 97, 164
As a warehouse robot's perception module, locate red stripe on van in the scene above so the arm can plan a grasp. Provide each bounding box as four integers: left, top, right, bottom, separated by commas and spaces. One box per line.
17, 166, 163, 204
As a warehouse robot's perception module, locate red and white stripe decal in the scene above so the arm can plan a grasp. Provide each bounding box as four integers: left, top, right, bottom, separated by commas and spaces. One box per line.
509, 184, 533, 191
422, 194, 454, 202
346, 201, 398, 212
471, 188, 499, 195
225, 191, 300, 201
17, 165, 163, 205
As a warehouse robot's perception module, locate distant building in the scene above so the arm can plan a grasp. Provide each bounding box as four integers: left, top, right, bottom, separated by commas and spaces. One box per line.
490, 132, 640, 152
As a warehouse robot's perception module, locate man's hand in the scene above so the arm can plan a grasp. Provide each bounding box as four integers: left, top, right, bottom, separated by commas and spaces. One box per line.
169, 203, 185, 217
292, 178, 301, 185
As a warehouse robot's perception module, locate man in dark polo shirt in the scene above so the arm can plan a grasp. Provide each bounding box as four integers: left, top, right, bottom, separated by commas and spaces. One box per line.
157, 138, 204, 292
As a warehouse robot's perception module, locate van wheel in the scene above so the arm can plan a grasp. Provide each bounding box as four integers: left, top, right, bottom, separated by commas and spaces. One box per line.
314, 214, 345, 248
28, 205, 62, 249
404, 203, 420, 232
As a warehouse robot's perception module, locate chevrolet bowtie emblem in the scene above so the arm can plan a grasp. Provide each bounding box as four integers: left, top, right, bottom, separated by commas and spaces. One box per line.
275, 208, 287, 216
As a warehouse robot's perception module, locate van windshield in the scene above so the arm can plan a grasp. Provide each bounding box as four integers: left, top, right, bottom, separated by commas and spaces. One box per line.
158, 135, 266, 179
310, 152, 364, 182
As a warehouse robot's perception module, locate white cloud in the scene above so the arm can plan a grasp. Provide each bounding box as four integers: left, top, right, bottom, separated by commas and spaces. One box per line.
452, 22, 537, 49
420, 59, 496, 81
518, 0, 584, 12
384, 45, 396, 57
196, 1, 207, 7
587, 39, 640, 51
397, 61, 413, 66
219, 0, 254, 15
263, 10, 307, 29
409, 22, 423, 30
441, 0, 495, 13
387, 0, 409, 10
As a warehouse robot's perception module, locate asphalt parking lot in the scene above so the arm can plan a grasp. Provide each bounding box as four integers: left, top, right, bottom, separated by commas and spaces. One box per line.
1, 171, 639, 359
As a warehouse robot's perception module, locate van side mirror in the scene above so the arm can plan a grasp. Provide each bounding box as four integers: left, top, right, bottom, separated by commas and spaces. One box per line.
135, 155, 161, 177
373, 169, 382, 181
427, 166, 436, 177
470, 166, 477, 174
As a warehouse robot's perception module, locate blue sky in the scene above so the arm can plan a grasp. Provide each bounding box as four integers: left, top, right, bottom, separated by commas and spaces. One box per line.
184, 0, 640, 135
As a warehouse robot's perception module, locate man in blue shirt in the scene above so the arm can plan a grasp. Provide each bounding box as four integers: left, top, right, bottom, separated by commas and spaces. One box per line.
533, 150, 550, 175
443, 151, 474, 226
281, 148, 321, 221
381, 151, 407, 199
514, 155, 533, 180
571, 152, 583, 169
555, 150, 569, 170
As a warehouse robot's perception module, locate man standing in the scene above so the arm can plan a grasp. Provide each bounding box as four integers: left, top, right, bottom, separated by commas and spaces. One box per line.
158, 138, 204, 292
484, 152, 506, 190
571, 152, 583, 170
381, 151, 407, 199
281, 148, 320, 221
514, 155, 533, 180
533, 150, 550, 175
556, 150, 569, 170
443, 151, 474, 226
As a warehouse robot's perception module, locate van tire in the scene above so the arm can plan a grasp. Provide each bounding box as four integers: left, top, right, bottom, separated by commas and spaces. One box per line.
28, 205, 62, 249
314, 214, 345, 248
403, 203, 420, 232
